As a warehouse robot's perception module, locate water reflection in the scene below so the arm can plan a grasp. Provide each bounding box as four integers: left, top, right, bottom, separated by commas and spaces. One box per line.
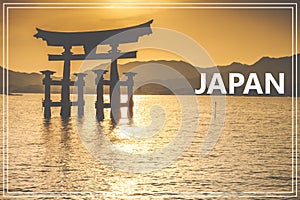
6, 94, 294, 197
41, 117, 77, 190
60, 118, 72, 143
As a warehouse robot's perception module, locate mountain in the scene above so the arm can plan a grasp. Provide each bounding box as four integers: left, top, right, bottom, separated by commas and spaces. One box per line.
0, 67, 43, 94
0, 54, 299, 96
0, 67, 66, 94
82, 60, 201, 94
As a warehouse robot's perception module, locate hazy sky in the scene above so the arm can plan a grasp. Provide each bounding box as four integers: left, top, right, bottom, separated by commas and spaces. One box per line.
1, 0, 299, 76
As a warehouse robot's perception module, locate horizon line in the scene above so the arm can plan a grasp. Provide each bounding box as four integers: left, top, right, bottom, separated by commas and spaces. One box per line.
1, 53, 299, 75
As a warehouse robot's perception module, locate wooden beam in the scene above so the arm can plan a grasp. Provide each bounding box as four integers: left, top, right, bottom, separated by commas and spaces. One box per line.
102, 80, 128, 86
45, 101, 78, 107
103, 80, 110, 85
103, 103, 129, 108
120, 103, 129, 107
48, 51, 137, 61
51, 102, 61, 107
50, 80, 75, 85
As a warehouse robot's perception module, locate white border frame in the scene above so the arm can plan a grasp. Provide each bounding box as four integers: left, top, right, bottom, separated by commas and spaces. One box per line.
1, 2, 298, 199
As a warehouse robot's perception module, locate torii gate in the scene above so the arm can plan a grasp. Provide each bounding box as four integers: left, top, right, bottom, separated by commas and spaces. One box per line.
35, 20, 153, 120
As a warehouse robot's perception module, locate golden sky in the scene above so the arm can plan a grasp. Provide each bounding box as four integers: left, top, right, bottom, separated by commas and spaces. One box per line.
1, 0, 299, 76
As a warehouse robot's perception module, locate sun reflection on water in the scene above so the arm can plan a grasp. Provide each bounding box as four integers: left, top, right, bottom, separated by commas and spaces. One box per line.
96, 95, 182, 154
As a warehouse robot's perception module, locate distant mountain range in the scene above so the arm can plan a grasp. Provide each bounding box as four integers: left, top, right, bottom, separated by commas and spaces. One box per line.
1, 54, 299, 96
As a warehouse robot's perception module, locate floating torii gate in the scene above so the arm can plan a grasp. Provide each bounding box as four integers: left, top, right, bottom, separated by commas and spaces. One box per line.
35, 20, 153, 120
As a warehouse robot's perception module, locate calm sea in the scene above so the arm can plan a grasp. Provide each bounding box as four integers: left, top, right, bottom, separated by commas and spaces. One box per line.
0, 94, 297, 199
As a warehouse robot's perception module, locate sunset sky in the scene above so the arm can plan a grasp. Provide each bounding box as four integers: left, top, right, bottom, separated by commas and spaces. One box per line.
1, 0, 299, 76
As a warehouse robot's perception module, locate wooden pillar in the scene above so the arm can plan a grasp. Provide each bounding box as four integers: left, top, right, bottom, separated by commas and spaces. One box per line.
109, 46, 121, 123
41, 70, 55, 118
93, 69, 108, 121
74, 73, 87, 117
124, 72, 137, 118
60, 45, 72, 118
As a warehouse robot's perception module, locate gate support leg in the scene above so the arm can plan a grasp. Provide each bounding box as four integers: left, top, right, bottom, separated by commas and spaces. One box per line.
41, 70, 56, 118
